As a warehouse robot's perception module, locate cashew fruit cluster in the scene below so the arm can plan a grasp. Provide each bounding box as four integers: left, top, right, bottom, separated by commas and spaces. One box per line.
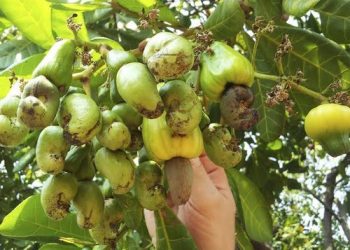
305, 103, 350, 157
0, 30, 262, 247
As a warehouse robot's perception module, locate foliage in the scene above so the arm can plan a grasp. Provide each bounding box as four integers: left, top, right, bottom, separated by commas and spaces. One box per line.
0, 0, 349, 249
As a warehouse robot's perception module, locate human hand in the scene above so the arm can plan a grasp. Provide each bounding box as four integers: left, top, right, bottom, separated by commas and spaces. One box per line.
145, 154, 236, 250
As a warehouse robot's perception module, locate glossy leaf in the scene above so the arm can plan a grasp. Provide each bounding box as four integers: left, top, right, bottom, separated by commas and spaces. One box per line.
39, 243, 80, 250
228, 169, 273, 243
117, 0, 156, 13
315, 0, 350, 44
204, 0, 244, 40
236, 223, 254, 250
51, 9, 89, 41
0, 39, 43, 70
155, 207, 197, 250
0, 0, 55, 48
282, 0, 320, 17
49, 2, 109, 11
244, 34, 285, 142
250, 0, 282, 20
0, 16, 12, 33
0, 195, 93, 243
259, 25, 350, 115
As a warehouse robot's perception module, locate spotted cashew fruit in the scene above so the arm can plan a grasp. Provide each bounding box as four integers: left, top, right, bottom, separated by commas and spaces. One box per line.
220, 85, 259, 131
94, 148, 135, 194
142, 112, 203, 162
143, 32, 194, 80
17, 76, 60, 129
305, 103, 350, 157
117, 62, 164, 119
36, 126, 70, 174
97, 110, 131, 151
58, 93, 102, 145
203, 123, 242, 168
40, 173, 78, 221
135, 161, 166, 210
73, 181, 105, 229
106, 49, 137, 75
200, 41, 254, 101
32, 39, 76, 91
164, 157, 193, 205
159, 80, 202, 135
0, 96, 29, 147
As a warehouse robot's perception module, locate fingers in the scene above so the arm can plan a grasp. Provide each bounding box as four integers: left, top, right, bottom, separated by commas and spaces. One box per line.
144, 209, 156, 246
199, 154, 230, 191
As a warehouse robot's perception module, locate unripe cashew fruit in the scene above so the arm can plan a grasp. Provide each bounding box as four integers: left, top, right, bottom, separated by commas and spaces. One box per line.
220, 85, 259, 131
17, 76, 60, 129
127, 129, 143, 152
159, 80, 202, 135
89, 198, 123, 248
36, 126, 69, 174
94, 148, 135, 194
135, 161, 166, 210
97, 110, 131, 151
74, 152, 96, 181
200, 41, 254, 101
32, 39, 76, 91
106, 50, 137, 75
142, 112, 203, 162
64, 145, 91, 173
305, 103, 350, 157
117, 62, 164, 119
111, 103, 142, 130
203, 123, 242, 168
58, 93, 102, 145
40, 173, 78, 220
0, 96, 29, 147
143, 32, 194, 80
73, 181, 105, 229
164, 157, 193, 205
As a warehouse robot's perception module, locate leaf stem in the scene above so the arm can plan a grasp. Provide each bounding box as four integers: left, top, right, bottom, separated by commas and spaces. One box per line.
254, 71, 328, 103
251, 35, 260, 70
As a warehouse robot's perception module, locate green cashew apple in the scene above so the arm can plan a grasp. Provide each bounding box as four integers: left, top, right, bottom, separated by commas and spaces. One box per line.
32, 39, 76, 91
200, 41, 254, 101
0, 96, 29, 147
40, 173, 78, 220
94, 148, 135, 194
203, 123, 242, 168
127, 129, 143, 152
110, 77, 124, 104
36, 126, 69, 174
58, 93, 102, 145
97, 110, 131, 151
159, 80, 202, 135
143, 32, 194, 80
97, 83, 113, 109
117, 62, 164, 118
106, 50, 137, 75
142, 113, 204, 162
17, 76, 60, 129
111, 103, 142, 130
220, 85, 258, 131
64, 145, 91, 173
305, 103, 350, 157
135, 161, 166, 210
73, 181, 105, 229
89, 198, 123, 248
164, 157, 193, 205
74, 153, 96, 181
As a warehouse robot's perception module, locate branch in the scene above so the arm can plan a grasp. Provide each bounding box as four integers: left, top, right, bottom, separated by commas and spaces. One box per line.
335, 200, 350, 242
323, 167, 338, 250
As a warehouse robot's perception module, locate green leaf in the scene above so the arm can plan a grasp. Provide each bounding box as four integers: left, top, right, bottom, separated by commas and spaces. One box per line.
52, 9, 89, 41
315, 0, 350, 44
259, 25, 350, 115
0, 195, 93, 243
250, 0, 282, 20
0, 0, 55, 48
39, 243, 80, 250
227, 169, 273, 243
282, 0, 320, 17
0, 16, 12, 33
49, 2, 109, 11
118, 194, 143, 230
90, 37, 124, 50
204, 0, 244, 40
155, 207, 197, 250
236, 223, 254, 250
0, 39, 43, 70
0, 53, 45, 98
158, 6, 180, 26
117, 0, 156, 13
244, 33, 285, 142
